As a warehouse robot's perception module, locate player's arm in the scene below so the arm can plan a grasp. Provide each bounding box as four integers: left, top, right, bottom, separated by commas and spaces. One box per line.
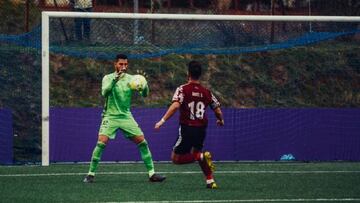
140, 83, 149, 97
154, 101, 180, 129
210, 92, 224, 126
136, 70, 149, 97
101, 74, 118, 97
214, 107, 224, 126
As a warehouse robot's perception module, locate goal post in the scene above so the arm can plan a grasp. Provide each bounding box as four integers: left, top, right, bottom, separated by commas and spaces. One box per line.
41, 12, 50, 166
41, 12, 360, 166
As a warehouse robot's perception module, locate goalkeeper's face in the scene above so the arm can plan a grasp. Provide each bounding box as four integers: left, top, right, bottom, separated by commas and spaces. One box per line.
114, 59, 128, 73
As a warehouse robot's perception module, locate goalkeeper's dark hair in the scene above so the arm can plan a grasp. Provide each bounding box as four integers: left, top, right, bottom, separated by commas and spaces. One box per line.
188, 60, 202, 80
115, 54, 128, 60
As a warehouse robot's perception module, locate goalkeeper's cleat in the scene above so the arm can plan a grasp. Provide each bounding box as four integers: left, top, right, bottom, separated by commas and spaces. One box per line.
203, 151, 215, 172
206, 181, 218, 189
149, 173, 166, 182
83, 175, 95, 183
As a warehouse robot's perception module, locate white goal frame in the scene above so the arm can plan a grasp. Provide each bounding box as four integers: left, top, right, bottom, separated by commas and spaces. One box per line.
41, 11, 360, 166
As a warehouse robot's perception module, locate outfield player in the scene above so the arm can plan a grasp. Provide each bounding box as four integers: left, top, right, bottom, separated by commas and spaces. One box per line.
154, 60, 224, 189
83, 54, 166, 183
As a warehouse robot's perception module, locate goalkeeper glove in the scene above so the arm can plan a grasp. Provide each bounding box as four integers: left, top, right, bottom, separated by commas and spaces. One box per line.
136, 69, 148, 79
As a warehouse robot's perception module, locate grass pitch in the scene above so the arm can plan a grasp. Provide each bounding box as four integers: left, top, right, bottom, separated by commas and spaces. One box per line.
1, 162, 360, 202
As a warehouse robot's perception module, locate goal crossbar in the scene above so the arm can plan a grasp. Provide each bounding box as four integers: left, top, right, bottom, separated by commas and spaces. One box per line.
43, 11, 360, 22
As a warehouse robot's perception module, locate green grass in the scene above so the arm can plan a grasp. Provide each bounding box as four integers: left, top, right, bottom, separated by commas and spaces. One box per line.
1, 162, 360, 202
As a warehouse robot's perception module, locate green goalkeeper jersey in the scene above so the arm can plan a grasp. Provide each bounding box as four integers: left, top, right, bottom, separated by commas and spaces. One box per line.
101, 72, 149, 118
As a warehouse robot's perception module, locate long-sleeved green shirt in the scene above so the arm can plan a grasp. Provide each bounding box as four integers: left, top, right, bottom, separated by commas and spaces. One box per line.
101, 72, 149, 118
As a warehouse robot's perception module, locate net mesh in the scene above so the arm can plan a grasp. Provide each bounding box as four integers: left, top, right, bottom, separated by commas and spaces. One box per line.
0, 14, 360, 162
45, 18, 360, 59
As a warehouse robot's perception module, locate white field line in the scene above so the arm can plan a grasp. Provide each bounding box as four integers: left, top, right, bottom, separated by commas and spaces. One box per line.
99, 198, 360, 203
2, 161, 356, 167
1, 170, 360, 177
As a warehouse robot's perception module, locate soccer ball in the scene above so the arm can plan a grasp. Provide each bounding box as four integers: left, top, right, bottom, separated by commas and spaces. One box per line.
129, 74, 147, 91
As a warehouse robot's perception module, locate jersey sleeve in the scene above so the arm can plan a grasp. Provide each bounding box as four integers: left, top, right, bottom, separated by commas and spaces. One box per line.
101, 74, 116, 97
209, 92, 221, 110
172, 86, 184, 104
140, 82, 150, 97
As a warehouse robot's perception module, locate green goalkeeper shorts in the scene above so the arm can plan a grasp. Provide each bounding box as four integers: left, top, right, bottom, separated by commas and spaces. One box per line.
98, 116, 143, 139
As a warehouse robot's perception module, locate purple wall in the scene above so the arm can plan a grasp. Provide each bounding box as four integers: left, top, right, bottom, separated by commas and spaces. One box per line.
50, 108, 360, 162
0, 109, 13, 164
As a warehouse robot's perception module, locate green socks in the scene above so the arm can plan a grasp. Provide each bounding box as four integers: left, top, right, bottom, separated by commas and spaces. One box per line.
88, 141, 106, 176
88, 140, 154, 177
137, 140, 155, 177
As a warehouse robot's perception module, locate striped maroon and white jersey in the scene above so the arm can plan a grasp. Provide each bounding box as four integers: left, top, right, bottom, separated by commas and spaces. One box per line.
172, 82, 220, 127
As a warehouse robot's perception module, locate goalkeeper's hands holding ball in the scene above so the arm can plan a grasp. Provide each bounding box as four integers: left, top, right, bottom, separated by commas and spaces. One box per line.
129, 69, 149, 97
136, 69, 148, 79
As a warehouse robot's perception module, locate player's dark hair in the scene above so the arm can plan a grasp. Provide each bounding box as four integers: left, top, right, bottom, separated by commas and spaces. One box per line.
188, 60, 202, 80
116, 54, 128, 60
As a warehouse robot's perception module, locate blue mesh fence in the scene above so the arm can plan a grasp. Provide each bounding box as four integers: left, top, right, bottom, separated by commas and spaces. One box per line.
0, 19, 359, 59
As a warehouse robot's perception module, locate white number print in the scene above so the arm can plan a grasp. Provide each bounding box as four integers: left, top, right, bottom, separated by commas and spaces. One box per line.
188, 101, 205, 120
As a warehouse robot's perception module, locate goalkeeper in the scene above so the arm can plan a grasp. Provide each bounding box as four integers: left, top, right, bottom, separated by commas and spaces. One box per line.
154, 60, 224, 189
83, 54, 166, 183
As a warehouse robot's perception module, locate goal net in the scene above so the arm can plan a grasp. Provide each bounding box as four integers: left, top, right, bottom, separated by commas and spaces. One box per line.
40, 12, 360, 165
